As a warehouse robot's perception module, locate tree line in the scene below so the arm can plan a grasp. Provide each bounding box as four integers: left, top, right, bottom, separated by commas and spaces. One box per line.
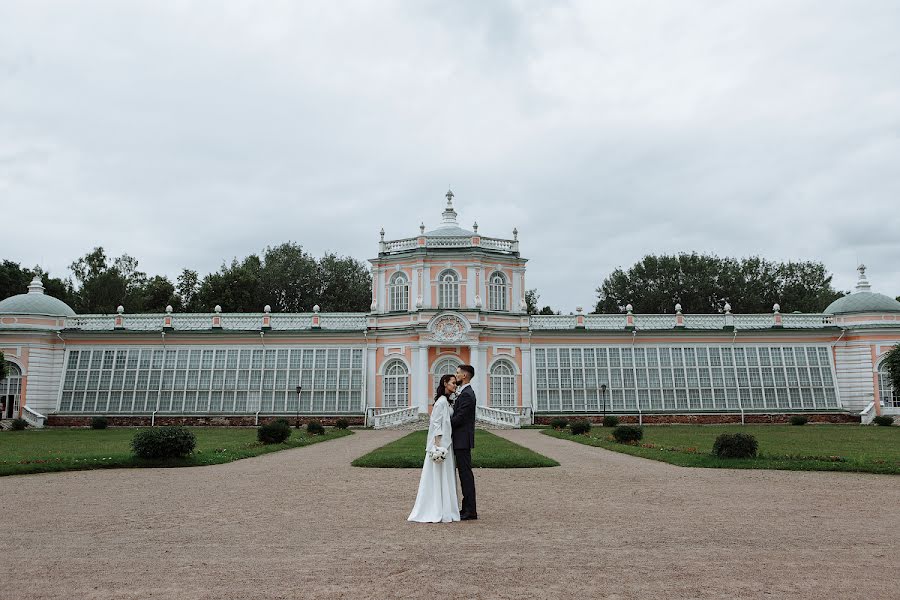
2, 249, 875, 316
0, 243, 371, 314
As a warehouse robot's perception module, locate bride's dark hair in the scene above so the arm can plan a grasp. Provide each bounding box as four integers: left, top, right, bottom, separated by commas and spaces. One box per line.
433, 374, 455, 403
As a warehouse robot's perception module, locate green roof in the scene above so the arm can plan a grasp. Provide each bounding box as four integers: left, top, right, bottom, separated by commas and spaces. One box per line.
824, 292, 900, 315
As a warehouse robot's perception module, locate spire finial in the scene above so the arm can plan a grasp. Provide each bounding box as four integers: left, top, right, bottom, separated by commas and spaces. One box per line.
27, 275, 45, 295
473, 221, 478, 233
446, 187, 454, 205
856, 263, 871, 292
440, 188, 459, 226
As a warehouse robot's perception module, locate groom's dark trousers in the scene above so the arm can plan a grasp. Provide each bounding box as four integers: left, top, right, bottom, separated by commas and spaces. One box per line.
451, 385, 477, 516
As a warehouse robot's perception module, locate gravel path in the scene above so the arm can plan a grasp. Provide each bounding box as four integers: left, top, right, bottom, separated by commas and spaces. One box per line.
1, 429, 897, 599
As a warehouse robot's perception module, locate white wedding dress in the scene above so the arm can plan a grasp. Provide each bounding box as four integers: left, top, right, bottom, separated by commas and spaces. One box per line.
407, 396, 460, 523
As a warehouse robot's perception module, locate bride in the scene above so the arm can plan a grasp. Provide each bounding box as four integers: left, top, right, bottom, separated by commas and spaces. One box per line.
408, 374, 461, 523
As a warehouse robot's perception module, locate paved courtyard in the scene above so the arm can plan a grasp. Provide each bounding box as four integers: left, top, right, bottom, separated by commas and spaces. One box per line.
1, 429, 897, 599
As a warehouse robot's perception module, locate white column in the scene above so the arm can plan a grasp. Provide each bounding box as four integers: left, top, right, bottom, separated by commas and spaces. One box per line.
410, 268, 419, 312
520, 346, 532, 409
417, 344, 429, 413
470, 343, 488, 406
423, 266, 432, 308
466, 266, 476, 308
375, 269, 385, 313
512, 268, 524, 313
366, 347, 377, 409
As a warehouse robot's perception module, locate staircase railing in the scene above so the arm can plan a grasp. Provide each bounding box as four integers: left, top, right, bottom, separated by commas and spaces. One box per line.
22, 406, 47, 428
370, 406, 420, 429
476, 406, 528, 428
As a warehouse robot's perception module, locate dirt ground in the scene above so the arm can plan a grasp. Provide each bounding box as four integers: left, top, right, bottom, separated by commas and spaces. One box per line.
1, 429, 897, 599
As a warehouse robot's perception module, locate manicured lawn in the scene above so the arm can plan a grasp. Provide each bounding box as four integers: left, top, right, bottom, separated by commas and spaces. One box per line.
352, 430, 559, 468
544, 424, 900, 474
0, 426, 353, 477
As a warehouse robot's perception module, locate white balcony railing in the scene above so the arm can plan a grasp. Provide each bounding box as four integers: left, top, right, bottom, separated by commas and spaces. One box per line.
65, 313, 368, 332
531, 313, 836, 331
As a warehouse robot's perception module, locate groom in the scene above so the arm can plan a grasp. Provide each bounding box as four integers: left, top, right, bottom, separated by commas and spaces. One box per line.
451, 364, 478, 520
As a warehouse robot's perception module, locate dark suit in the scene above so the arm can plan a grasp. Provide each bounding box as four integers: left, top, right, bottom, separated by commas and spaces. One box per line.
450, 383, 477, 516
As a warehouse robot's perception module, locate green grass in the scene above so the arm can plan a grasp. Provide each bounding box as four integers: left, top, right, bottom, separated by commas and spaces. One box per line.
0, 426, 353, 477
352, 430, 559, 468
544, 424, 900, 474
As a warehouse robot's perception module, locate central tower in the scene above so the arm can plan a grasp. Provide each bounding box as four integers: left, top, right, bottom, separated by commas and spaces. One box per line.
366, 190, 530, 414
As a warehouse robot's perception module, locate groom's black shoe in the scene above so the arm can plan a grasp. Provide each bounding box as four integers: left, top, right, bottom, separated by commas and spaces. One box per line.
460, 513, 478, 521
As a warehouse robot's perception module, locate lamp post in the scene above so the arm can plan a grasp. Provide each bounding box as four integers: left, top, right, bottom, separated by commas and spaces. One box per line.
600, 384, 608, 420
295, 385, 303, 428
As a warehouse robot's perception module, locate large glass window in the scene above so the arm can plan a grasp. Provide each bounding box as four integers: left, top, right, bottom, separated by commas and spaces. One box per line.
382, 360, 409, 408
389, 272, 409, 312
488, 272, 508, 311
489, 360, 516, 407
58, 347, 365, 415
438, 270, 460, 309
533, 345, 839, 413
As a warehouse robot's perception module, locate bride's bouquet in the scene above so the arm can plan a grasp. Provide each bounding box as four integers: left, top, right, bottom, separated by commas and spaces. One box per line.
430, 446, 448, 463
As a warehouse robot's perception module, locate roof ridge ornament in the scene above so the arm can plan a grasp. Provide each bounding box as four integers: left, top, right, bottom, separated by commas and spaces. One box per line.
856, 263, 871, 292
27, 276, 45, 295
441, 188, 458, 226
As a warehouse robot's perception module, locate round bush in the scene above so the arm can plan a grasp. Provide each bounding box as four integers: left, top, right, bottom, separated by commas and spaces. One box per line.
272, 417, 290, 426
131, 426, 196, 459
789, 415, 808, 426
10, 418, 27, 431
712, 433, 758, 458
549, 417, 569, 430
569, 420, 592, 435
91, 416, 109, 430
334, 418, 350, 430
306, 421, 325, 435
872, 415, 894, 426
612, 425, 643, 443
602, 415, 620, 428
258, 420, 292, 444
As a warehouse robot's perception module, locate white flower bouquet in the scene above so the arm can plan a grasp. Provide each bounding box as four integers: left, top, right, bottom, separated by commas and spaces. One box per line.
430, 446, 448, 463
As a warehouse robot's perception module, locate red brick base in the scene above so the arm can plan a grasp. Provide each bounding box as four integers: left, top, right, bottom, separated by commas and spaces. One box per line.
535, 412, 861, 425
46, 415, 365, 428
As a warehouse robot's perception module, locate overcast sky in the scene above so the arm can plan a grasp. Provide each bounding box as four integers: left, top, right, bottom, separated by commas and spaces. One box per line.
2, 1, 898, 312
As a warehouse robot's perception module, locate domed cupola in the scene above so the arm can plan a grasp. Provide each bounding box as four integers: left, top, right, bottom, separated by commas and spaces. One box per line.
0, 276, 76, 317
824, 265, 900, 315
422, 189, 476, 238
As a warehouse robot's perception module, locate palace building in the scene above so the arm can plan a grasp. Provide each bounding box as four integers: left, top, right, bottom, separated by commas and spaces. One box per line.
2, 191, 899, 428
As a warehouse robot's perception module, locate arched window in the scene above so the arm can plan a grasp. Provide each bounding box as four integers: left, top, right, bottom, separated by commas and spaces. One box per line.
488, 272, 508, 311
438, 270, 460, 309
433, 357, 461, 378
878, 361, 899, 408
389, 272, 409, 312
1, 362, 22, 419
383, 360, 409, 408
489, 360, 516, 407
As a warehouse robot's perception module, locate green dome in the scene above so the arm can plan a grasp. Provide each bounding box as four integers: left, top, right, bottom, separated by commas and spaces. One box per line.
825, 292, 900, 315
825, 265, 900, 315
0, 277, 75, 317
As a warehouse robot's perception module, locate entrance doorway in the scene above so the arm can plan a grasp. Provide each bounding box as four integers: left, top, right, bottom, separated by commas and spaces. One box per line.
1, 362, 22, 419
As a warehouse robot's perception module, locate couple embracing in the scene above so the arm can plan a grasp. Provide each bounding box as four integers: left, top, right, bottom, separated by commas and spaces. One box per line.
407, 365, 478, 523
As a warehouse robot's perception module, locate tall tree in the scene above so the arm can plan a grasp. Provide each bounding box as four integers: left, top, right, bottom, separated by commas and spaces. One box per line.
0, 350, 7, 381
316, 253, 372, 312
595, 253, 844, 314
193, 255, 265, 313
525, 289, 540, 315
176, 269, 200, 312
259, 243, 319, 312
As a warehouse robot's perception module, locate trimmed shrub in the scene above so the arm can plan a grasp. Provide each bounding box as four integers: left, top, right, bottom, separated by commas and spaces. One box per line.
872, 415, 894, 427
258, 420, 292, 444
569, 420, 592, 435
273, 417, 290, 426
612, 425, 643, 443
334, 418, 350, 430
306, 421, 325, 435
602, 415, 620, 428
789, 415, 808, 426
549, 417, 569, 430
10, 418, 27, 431
712, 433, 758, 458
131, 426, 196, 459
91, 416, 109, 429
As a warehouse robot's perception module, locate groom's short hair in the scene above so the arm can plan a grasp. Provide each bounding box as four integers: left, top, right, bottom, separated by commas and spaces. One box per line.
459, 364, 475, 380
